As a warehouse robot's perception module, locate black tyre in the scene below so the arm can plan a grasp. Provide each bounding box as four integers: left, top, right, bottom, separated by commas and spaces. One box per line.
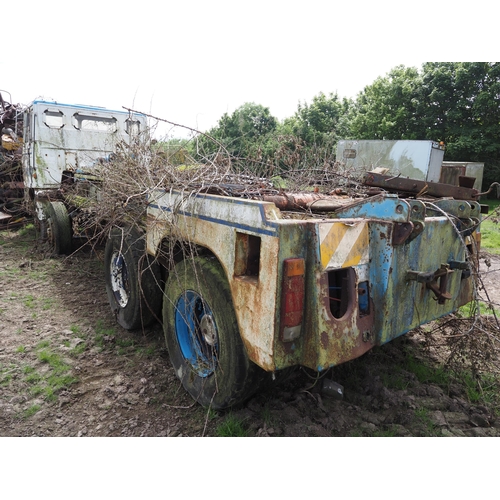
163, 257, 265, 409
104, 227, 162, 330
41, 201, 72, 255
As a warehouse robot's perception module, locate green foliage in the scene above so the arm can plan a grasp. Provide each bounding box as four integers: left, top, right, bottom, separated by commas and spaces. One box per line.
414, 407, 438, 436
480, 202, 500, 255
23, 404, 41, 418
465, 373, 499, 405
17, 343, 79, 404
18, 223, 35, 237
349, 65, 423, 140
153, 138, 194, 166
372, 426, 399, 437
404, 354, 451, 386
198, 102, 278, 160
350, 62, 500, 191
70, 342, 87, 357
215, 413, 249, 437
36, 340, 50, 349
184, 63, 500, 189
37, 349, 70, 374
284, 92, 352, 146
23, 295, 36, 309
459, 300, 500, 317
94, 320, 116, 349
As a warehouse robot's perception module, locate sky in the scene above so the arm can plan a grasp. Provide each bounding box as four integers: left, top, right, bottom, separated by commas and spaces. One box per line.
2, 0, 496, 138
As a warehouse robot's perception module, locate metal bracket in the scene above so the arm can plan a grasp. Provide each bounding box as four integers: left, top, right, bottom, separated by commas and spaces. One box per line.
407, 264, 454, 304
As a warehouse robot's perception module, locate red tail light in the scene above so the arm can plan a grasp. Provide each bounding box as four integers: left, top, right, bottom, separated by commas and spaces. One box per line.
280, 258, 305, 342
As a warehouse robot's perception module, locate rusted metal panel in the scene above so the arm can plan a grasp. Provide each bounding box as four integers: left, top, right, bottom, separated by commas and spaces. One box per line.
333, 194, 412, 222
370, 217, 471, 345
441, 161, 484, 191
261, 193, 354, 212
363, 172, 480, 200
147, 189, 476, 374
439, 164, 466, 186
148, 190, 283, 370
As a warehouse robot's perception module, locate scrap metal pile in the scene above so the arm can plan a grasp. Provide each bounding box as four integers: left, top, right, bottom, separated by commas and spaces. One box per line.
0, 91, 25, 227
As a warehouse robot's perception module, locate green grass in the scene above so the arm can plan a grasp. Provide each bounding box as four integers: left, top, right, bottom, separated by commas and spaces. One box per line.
42, 297, 56, 310
372, 426, 399, 437
37, 349, 71, 374
459, 300, 500, 317
70, 342, 87, 357
0, 363, 17, 385
115, 337, 136, 355
23, 365, 36, 375
23, 295, 36, 309
23, 404, 41, 418
382, 371, 410, 391
461, 372, 499, 405
404, 353, 451, 386
94, 320, 116, 349
46, 373, 78, 392
215, 413, 249, 437
136, 345, 157, 358
18, 223, 35, 238
70, 325, 82, 335
28, 269, 49, 281
414, 407, 438, 436
480, 199, 500, 254
17, 342, 80, 403
25, 372, 43, 384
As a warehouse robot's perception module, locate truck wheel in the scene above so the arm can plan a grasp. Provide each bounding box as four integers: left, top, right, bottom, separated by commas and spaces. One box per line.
104, 227, 162, 330
163, 257, 265, 409
42, 201, 72, 255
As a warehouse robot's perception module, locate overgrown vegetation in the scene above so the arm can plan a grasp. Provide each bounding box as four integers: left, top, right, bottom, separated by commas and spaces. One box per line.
480, 200, 500, 255
215, 413, 249, 437
176, 63, 500, 193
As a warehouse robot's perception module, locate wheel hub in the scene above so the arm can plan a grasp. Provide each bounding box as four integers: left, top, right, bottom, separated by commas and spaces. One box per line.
200, 314, 218, 346
110, 251, 129, 307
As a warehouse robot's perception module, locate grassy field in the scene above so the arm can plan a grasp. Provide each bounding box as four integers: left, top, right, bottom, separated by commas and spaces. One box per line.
481, 198, 500, 255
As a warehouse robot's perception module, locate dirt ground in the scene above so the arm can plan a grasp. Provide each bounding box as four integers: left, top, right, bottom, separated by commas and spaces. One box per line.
1, 224, 500, 437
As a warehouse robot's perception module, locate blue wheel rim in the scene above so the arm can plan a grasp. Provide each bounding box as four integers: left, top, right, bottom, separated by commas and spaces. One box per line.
175, 291, 218, 377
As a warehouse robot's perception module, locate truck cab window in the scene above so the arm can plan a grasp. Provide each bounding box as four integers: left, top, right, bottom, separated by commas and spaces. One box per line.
72, 113, 117, 132
125, 119, 141, 136
44, 110, 64, 129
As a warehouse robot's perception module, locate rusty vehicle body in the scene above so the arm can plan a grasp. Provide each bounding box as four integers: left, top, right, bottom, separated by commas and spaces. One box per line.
129, 176, 481, 408
4, 97, 484, 409
19, 100, 147, 251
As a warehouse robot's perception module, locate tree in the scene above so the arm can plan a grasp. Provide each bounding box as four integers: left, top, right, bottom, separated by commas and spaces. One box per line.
348, 63, 500, 190
283, 92, 352, 146
418, 62, 500, 188
349, 65, 423, 140
197, 102, 278, 159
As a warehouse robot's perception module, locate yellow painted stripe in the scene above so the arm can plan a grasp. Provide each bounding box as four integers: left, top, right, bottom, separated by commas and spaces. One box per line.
320, 222, 369, 269
320, 223, 349, 269
343, 225, 369, 267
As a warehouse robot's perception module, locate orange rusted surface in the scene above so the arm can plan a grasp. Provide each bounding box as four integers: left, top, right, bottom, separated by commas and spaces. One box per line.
147, 189, 477, 374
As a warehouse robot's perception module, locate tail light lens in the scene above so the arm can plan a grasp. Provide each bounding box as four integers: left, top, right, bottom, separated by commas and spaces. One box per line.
280, 258, 305, 342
